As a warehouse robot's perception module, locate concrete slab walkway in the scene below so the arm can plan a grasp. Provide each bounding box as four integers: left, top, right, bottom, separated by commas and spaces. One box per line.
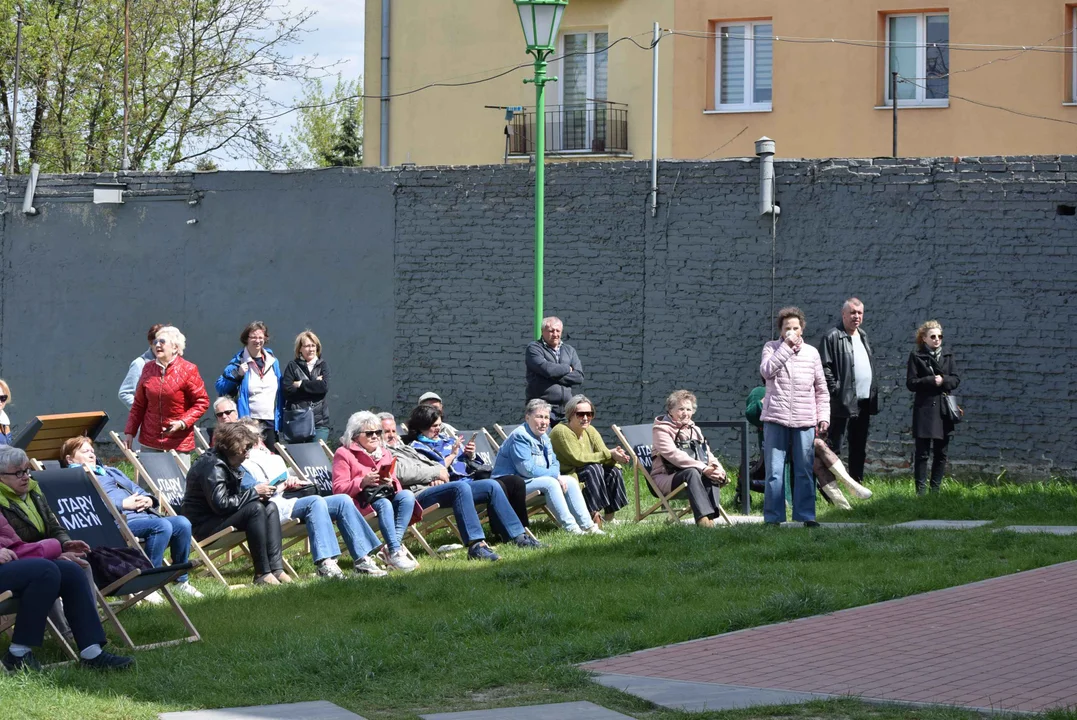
159, 701, 365, 719
582, 560, 1077, 714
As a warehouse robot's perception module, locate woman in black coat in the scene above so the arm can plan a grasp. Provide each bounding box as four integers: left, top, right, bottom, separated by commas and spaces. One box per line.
281, 330, 330, 443
179, 421, 287, 585
906, 320, 960, 495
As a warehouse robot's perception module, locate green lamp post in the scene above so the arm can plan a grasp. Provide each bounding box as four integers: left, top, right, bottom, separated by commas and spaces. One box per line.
513, 0, 568, 339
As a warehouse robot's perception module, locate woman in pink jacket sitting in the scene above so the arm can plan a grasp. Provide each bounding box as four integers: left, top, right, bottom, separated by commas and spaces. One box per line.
760, 306, 831, 526
651, 390, 728, 527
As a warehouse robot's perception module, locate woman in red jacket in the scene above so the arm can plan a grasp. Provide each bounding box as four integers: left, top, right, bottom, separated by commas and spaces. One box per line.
124, 326, 209, 463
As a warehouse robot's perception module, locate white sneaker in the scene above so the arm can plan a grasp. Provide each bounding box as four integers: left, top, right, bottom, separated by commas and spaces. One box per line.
316, 557, 345, 579
388, 549, 418, 572
566, 526, 587, 536
353, 556, 388, 577
585, 525, 606, 535
173, 582, 204, 599
141, 591, 165, 605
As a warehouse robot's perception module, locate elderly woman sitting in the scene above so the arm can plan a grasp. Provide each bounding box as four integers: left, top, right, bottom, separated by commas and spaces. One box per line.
491, 399, 603, 536
235, 418, 386, 577
180, 422, 288, 586
0, 511, 133, 671
332, 412, 422, 572
59, 435, 202, 598
549, 395, 629, 526
652, 390, 728, 527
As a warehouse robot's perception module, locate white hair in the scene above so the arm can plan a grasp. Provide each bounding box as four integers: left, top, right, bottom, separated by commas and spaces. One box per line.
524, 398, 551, 418
541, 316, 563, 331
376, 412, 395, 422
341, 411, 381, 444
156, 325, 186, 355
0, 446, 29, 472
213, 396, 237, 412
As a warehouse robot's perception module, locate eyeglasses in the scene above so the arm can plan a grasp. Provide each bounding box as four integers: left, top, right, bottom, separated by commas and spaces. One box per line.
0, 395, 8, 402
152, 338, 168, 346
575, 411, 594, 419
1, 468, 31, 479
360, 430, 385, 438
215, 409, 236, 419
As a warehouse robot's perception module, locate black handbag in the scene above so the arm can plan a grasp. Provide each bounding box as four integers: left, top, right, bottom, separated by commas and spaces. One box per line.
282, 406, 315, 442
942, 393, 963, 424
358, 483, 395, 506
671, 427, 728, 487
87, 546, 153, 588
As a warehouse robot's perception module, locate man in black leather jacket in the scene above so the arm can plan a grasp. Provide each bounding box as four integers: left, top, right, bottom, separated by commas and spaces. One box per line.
525, 317, 584, 425
817, 298, 879, 482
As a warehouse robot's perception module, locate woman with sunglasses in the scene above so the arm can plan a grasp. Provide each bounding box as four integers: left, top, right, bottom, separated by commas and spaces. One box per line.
124, 326, 209, 464
906, 321, 961, 495
549, 395, 629, 527
0, 378, 12, 446
332, 412, 422, 572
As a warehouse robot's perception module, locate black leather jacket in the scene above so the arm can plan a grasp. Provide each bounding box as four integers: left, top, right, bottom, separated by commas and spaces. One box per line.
180, 450, 259, 532
817, 324, 879, 418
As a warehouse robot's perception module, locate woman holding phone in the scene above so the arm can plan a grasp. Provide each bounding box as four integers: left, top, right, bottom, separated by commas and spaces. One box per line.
331, 411, 422, 572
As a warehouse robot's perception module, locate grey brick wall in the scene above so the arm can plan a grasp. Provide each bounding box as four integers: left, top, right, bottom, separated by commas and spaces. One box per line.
1, 160, 1073, 476
390, 157, 1077, 477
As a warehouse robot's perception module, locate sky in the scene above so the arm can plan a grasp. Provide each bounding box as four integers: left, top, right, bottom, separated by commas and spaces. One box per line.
225, 0, 366, 169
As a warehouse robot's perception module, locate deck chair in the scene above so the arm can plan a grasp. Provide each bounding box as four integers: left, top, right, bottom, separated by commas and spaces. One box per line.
110, 431, 248, 588
493, 424, 521, 442
276, 440, 437, 560
193, 426, 211, 453
31, 467, 201, 651
612, 424, 696, 524
0, 590, 79, 662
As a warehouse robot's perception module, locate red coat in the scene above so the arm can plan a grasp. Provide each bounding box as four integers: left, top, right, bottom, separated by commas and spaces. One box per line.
124, 356, 209, 452
332, 442, 423, 524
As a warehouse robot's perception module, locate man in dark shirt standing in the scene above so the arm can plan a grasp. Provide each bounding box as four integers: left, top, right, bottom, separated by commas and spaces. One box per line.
525, 316, 584, 425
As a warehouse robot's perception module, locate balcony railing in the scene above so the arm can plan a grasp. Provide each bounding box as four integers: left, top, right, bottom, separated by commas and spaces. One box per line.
509, 101, 628, 156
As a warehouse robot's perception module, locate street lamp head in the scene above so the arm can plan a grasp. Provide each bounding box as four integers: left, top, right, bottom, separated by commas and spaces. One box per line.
514, 0, 568, 55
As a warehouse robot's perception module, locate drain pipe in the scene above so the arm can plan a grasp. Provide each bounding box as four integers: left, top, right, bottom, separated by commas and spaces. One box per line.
379, 0, 391, 166
649, 21, 659, 217
755, 136, 779, 216
21, 163, 38, 215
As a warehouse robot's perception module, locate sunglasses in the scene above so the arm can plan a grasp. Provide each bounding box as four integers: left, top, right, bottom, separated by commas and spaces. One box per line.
927, 334, 943, 340
360, 430, 385, 438
152, 338, 168, 345
575, 411, 594, 419
0, 395, 7, 402
215, 409, 236, 418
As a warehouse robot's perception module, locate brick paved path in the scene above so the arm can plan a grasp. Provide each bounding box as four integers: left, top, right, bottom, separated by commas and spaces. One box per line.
583, 561, 1077, 712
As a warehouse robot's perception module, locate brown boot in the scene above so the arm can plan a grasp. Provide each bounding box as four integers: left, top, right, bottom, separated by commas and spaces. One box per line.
254, 574, 280, 586
697, 517, 715, 528
274, 572, 294, 584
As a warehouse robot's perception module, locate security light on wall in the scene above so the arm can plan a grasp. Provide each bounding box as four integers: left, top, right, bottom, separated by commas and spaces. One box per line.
93, 184, 126, 204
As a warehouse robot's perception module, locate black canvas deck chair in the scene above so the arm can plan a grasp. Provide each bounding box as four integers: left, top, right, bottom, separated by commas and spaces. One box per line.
110, 431, 247, 588
193, 426, 211, 453
0, 590, 78, 662
493, 424, 521, 442
612, 423, 695, 523
456, 429, 544, 540
31, 467, 201, 651
276, 440, 436, 560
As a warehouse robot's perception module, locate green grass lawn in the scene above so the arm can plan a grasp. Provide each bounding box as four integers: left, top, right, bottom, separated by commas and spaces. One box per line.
3, 488, 1077, 720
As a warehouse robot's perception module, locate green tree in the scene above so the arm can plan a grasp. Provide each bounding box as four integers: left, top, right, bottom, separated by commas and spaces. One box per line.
278, 74, 362, 169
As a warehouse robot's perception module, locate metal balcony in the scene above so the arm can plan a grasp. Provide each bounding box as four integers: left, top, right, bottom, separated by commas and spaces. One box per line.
508, 101, 628, 156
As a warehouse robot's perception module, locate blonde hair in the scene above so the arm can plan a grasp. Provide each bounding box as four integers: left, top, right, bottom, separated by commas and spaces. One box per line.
0, 378, 10, 403
915, 320, 942, 347
294, 330, 322, 358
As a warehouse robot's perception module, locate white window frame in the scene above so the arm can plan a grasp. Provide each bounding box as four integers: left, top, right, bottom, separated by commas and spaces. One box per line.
712, 21, 773, 113
884, 12, 949, 107
558, 30, 609, 153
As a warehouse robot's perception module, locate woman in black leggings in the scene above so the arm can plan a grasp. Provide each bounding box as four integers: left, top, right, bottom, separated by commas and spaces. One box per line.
180, 421, 287, 585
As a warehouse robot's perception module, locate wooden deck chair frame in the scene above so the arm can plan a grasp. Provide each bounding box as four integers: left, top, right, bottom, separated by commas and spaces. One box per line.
111, 432, 297, 586
193, 426, 211, 453
31, 467, 201, 651
492, 423, 521, 443
275, 440, 433, 561
474, 428, 554, 529
0, 589, 79, 663
612, 424, 694, 524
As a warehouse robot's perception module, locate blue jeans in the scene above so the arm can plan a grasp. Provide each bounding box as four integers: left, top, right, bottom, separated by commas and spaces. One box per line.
292, 494, 382, 563
371, 490, 416, 553
415, 482, 485, 545
763, 422, 817, 523
525, 476, 594, 532
127, 514, 193, 583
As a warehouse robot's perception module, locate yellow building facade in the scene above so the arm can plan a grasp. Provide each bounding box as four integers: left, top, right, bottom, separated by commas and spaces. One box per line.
365, 1, 1077, 165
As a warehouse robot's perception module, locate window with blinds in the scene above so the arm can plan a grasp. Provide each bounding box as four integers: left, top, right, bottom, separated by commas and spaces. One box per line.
714, 21, 773, 111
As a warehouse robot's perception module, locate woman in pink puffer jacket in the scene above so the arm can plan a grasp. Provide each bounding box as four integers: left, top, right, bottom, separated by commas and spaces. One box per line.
760, 306, 830, 526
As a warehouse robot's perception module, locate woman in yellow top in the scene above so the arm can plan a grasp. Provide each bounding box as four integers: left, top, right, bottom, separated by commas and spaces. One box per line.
549, 395, 629, 526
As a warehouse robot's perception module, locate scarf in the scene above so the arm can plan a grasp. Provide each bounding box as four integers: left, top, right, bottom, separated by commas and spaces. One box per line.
0, 479, 45, 534
928, 346, 942, 363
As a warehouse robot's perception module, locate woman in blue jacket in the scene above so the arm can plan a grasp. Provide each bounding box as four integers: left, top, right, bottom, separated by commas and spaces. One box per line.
215, 321, 284, 447
491, 399, 603, 536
